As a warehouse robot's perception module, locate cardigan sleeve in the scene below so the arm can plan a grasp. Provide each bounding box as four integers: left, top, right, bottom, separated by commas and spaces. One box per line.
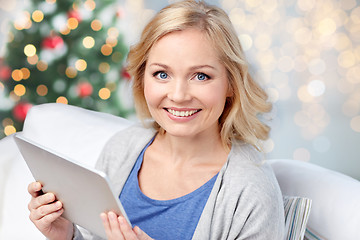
230, 179, 285, 240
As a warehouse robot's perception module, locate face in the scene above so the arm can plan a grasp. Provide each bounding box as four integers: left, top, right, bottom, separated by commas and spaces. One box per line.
144, 28, 230, 139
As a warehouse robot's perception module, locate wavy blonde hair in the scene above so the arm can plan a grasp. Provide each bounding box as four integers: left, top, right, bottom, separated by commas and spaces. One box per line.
127, 0, 271, 150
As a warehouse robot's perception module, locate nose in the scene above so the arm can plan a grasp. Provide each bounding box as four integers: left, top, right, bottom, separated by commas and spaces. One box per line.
167, 79, 191, 102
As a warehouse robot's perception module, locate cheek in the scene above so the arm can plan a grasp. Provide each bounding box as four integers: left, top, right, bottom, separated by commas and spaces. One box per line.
144, 78, 162, 108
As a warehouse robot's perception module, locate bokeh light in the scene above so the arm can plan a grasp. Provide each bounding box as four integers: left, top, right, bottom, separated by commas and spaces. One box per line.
83, 36, 95, 48
21, 68, 31, 80
14, 84, 26, 96
84, 0, 96, 11
11, 69, 23, 81
56, 96, 68, 104
24, 44, 36, 57
91, 19, 102, 31
27, 55, 39, 65
67, 18, 78, 30
36, 84, 48, 96
99, 88, 111, 100
75, 59, 87, 71
65, 66, 77, 78
101, 44, 113, 56
32, 10, 44, 22
4, 125, 16, 136
37, 60, 48, 71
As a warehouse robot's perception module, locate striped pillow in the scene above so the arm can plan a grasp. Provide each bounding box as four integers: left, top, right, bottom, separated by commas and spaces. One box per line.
304, 228, 325, 240
284, 196, 312, 240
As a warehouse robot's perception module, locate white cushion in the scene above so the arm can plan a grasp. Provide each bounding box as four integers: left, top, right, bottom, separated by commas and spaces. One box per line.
269, 159, 360, 240
22, 103, 133, 167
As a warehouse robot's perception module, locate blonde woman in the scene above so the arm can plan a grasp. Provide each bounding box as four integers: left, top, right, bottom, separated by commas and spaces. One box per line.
27, 1, 284, 239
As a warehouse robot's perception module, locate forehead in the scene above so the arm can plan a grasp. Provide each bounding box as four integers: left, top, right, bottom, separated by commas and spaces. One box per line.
147, 28, 220, 64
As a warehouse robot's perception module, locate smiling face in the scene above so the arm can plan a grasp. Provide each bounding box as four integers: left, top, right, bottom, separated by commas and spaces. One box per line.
144, 28, 230, 139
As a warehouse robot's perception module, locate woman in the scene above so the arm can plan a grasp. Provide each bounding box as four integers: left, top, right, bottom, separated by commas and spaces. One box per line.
27, 1, 285, 239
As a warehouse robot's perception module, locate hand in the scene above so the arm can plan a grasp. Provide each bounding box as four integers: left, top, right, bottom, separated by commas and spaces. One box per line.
27, 182, 73, 240
101, 211, 153, 240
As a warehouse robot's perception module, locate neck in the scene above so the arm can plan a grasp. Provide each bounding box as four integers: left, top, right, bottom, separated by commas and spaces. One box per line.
154, 129, 228, 166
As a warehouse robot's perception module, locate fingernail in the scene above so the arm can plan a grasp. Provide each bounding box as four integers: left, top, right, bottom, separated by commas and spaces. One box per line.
109, 212, 117, 220
134, 226, 142, 236
100, 213, 106, 222
55, 201, 62, 208
118, 216, 125, 225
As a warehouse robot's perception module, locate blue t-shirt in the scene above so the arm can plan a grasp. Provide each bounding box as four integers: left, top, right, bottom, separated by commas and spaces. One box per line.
119, 139, 218, 240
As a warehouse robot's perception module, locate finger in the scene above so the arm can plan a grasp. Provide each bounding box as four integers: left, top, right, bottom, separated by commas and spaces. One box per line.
28, 182, 43, 197
108, 212, 122, 233
100, 213, 111, 234
119, 216, 138, 240
134, 226, 153, 240
30, 200, 63, 221
101, 212, 124, 240
29, 192, 56, 210
34, 208, 64, 227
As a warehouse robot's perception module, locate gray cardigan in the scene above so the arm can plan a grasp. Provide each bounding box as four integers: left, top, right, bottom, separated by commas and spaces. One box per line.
74, 125, 284, 239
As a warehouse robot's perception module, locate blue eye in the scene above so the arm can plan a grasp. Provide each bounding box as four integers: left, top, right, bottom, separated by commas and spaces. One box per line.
196, 73, 209, 81
155, 72, 168, 79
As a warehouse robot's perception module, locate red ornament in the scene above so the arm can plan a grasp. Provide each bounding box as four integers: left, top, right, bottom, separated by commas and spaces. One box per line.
67, 9, 82, 22
0, 65, 11, 81
121, 68, 131, 81
13, 102, 33, 122
42, 35, 64, 49
77, 82, 93, 98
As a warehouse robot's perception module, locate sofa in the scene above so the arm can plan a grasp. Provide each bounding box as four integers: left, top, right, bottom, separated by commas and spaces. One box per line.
0, 103, 359, 239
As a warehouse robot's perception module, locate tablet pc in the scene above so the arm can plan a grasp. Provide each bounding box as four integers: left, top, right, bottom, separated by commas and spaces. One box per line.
14, 134, 131, 239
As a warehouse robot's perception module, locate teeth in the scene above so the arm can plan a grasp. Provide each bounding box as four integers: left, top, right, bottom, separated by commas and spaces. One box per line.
167, 109, 199, 117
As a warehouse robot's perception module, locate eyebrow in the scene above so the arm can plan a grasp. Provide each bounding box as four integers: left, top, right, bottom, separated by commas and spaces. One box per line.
149, 63, 216, 71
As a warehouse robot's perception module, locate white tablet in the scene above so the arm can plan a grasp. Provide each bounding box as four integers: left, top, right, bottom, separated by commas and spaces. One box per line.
14, 134, 131, 239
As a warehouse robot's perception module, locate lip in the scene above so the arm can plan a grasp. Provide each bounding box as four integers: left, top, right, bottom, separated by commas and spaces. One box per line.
163, 107, 201, 122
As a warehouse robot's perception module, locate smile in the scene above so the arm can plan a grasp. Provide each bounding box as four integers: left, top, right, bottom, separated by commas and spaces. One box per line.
166, 108, 200, 117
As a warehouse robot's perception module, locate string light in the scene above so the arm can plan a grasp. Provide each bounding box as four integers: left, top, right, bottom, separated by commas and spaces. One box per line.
36, 84, 48, 96
65, 66, 77, 78
4, 125, 16, 136
83, 36, 95, 48
27, 55, 39, 65
14, 84, 26, 96
21, 68, 30, 79
60, 27, 71, 35
84, 0, 96, 11
99, 88, 111, 100
75, 59, 87, 71
37, 60, 48, 71
101, 44, 113, 56
67, 18, 79, 30
32, 10, 44, 22
91, 19, 102, 31
56, 96, 68, 104
24, 44, 36, 57
11, 69, 23, 81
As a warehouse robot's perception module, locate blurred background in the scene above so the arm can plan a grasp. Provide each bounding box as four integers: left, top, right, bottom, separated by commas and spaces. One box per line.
0, 0, 359, 180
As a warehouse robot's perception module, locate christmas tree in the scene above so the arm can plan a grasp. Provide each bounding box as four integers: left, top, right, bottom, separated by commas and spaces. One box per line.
0, 0, 134, 139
